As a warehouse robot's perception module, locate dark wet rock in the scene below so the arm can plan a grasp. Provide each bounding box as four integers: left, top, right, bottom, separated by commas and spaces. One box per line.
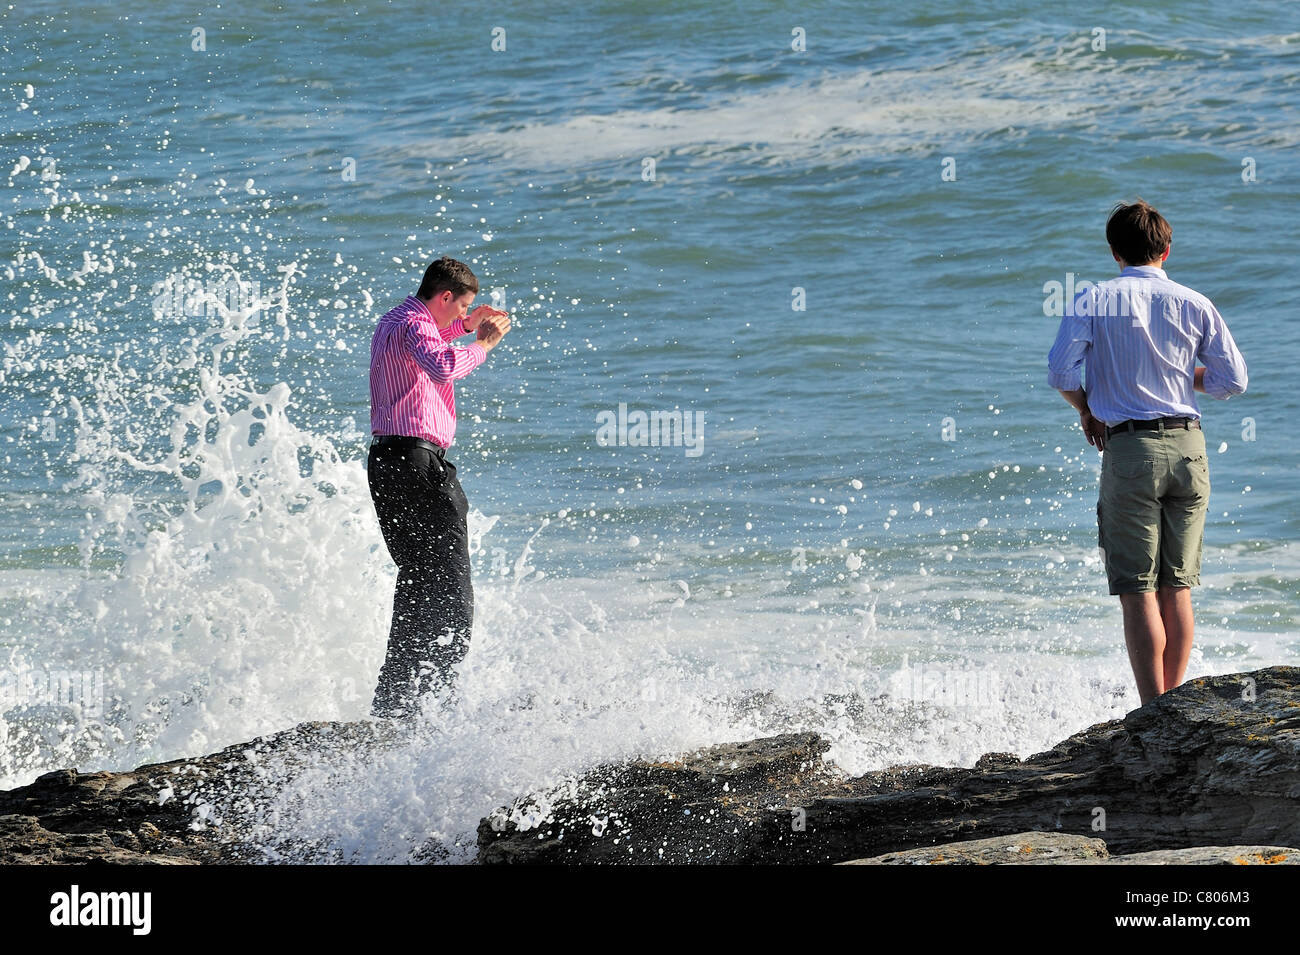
477, 666, 1300, 864
0, 719, 404, 864
5, 667, 1300, 865
475, 732, 836, 864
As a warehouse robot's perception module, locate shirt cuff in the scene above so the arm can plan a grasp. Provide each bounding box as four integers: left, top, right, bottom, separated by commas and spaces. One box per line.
1202, 367, 1247, 399
467, 342, 487, 364
1046, 368, 1082, 391
445, 318, 467, 339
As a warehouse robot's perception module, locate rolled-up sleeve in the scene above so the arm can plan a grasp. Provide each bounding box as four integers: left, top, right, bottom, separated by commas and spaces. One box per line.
1046, 305, 1092, 391
1196, 303, 1248, 398
406, 317, 486, 383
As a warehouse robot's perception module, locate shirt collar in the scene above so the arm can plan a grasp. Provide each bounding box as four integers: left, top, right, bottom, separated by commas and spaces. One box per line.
1121, 265, 1166, 279
405, 294, 436, 321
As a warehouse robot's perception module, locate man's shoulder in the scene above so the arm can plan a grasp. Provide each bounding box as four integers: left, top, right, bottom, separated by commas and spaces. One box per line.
1153, 273, 1213, 306
1115, 272, 1215, 312
380, 297, 438, 333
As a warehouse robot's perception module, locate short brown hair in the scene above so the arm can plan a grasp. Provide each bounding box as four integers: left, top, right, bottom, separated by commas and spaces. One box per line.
417, 256, 479, 300
1106, 200, 1172, 266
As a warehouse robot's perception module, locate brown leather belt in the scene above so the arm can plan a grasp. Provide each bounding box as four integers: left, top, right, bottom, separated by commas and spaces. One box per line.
1105, 417, 1201, 439
370, 434, 446, 458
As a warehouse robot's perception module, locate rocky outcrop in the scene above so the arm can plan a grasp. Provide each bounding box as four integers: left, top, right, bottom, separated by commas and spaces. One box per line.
0, 719, 404, 864
838, 832, 1300, 865
840, 831, 1111, 865
1092, 845, 1300, 865
3, 666, 1298, 864
476, 666, 1300, 864
475, 732, 836, 864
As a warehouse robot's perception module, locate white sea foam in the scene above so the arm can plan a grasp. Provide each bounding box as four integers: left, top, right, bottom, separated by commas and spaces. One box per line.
408, 33, 1300, 172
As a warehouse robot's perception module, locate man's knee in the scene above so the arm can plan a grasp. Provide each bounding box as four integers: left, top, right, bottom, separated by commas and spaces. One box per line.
1156, 583, 1191, 605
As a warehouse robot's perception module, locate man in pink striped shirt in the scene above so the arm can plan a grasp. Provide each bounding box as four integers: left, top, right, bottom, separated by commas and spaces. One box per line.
367, 255, 511, 719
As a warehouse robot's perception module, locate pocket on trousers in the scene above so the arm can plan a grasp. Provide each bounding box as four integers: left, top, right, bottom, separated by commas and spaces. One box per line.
1181, 452, 1210, 495
413, 448, 447, 489
1113, 458, 1156, 480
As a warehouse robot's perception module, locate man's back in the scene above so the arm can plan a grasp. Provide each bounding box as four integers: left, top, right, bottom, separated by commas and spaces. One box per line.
1048, 199, 1252, 708
1048, 264, 1248, 425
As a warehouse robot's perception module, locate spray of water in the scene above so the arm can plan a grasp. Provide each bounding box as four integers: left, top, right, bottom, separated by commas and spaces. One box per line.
0, 136, 1206, 862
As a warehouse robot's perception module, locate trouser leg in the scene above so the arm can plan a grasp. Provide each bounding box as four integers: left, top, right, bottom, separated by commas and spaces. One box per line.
368, 444, 474, 718
373, 561, 473, 714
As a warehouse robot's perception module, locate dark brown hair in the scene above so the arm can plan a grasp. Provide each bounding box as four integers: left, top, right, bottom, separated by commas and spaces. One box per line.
417, 256, 479, 301
1106, 200, 1172, 266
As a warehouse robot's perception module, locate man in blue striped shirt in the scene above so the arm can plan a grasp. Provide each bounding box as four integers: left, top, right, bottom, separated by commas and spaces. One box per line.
1047, 200, 1248, 706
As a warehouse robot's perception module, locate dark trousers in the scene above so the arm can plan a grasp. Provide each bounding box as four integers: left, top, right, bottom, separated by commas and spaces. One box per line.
367, 438, 474, 718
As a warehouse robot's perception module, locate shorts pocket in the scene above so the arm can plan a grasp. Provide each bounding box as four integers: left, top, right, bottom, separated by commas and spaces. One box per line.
1181, 452, 1210, 494
1113, 458, 1156, 480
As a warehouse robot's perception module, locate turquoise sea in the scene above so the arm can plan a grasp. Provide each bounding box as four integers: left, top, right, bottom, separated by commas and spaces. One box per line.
1, 1, 1297, 860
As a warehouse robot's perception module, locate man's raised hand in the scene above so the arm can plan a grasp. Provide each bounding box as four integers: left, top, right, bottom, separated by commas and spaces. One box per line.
464, 304, 508, 333
475, 309, 512, 352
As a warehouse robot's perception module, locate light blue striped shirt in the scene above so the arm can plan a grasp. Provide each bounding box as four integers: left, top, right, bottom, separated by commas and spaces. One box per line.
1046, 265, 1248, 426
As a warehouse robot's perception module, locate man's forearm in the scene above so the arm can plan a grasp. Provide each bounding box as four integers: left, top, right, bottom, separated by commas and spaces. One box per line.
1057, 387, 1089, 415
1193, 366, 1205, 393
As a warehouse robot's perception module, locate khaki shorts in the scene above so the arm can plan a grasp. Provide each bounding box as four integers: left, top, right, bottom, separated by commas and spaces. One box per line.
1097, 424, 1210, 595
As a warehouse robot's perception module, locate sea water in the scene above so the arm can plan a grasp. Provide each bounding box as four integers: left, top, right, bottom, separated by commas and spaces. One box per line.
1, 1, 1297, 861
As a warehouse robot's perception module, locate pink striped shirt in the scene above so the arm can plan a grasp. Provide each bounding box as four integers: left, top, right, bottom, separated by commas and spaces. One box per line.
369, 295, 487, 448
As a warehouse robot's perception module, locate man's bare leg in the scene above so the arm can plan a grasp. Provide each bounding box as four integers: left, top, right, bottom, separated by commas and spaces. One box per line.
1157, 584, 1194, 693
1120, 591, 1166, 705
